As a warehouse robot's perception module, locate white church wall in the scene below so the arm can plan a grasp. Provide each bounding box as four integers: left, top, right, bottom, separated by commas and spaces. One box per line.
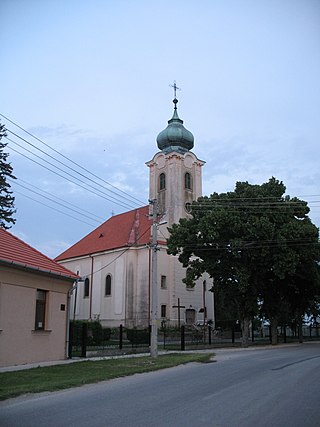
97, 251, 127, 327
132, 247, 150, 327
157, 250, 214, 327
92, 258, 102, 320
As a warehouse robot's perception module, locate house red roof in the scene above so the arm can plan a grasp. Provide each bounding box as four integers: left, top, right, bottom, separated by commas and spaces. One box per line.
55, 206, 153, 262
0, 227, 79, 281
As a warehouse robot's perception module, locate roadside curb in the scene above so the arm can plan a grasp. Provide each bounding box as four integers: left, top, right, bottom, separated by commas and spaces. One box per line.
1, 341, 319, 373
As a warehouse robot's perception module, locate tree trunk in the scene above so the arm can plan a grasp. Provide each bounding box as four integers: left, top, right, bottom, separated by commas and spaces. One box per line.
241, 318, 250, 348
270, 318, 278, 345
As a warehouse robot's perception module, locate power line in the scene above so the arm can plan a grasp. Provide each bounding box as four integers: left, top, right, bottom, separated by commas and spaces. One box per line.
6, 128, 144, 208
0, 112, 145, 205
13, 177, 105, 221
173, 239, 319, 251
7, 139, 137, 210
82, 219, 152, 277
13, 189, 98, 227
10, 178, 103, 224
6, 135, 138, 210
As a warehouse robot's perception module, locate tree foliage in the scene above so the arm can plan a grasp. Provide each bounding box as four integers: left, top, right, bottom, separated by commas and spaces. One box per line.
0, 122, 16, 229
167, 177, 320, 346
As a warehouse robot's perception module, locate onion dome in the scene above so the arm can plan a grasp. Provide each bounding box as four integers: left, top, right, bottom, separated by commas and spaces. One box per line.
157, 98, 194, 153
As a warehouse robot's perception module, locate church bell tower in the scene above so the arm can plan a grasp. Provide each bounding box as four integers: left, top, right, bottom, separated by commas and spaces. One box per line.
146, 86, 205, 231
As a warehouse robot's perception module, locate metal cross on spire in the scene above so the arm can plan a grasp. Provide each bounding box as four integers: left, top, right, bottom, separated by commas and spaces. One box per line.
169, 80, 181, 98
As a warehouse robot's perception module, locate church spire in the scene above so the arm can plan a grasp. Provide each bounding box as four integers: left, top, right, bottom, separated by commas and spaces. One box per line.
156, 82, 194, 154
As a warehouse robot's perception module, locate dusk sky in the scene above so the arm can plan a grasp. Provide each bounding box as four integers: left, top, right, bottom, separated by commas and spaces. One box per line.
1, 0, 320, 258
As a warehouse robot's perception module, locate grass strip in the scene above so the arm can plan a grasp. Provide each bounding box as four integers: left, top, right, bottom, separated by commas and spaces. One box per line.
0, 352, 214, 401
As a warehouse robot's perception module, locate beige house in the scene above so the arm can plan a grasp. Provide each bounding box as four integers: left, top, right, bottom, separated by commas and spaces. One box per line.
56, 96, 215, 328
0, 228, 78, 367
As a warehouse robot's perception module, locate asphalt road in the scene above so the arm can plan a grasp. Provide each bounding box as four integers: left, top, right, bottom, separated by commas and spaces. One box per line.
1, 343, 320, 427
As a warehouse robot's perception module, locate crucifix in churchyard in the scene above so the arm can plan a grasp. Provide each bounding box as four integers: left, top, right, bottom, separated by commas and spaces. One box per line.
172, 298, 186, 328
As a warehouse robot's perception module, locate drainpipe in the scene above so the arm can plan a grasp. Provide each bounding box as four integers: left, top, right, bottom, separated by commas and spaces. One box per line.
66, 282, 77, 358
89, 255, 94, 320
148, 246, 151, 325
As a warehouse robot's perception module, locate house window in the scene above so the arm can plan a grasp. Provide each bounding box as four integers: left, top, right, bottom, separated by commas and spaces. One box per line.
185, 172, 192, 190
159, 173, 166, 190
105, 274, 112, 296
161, 305, 167, 318
161, 275, 167, 289
35, 289, 47, 330
84, 278, 90, 298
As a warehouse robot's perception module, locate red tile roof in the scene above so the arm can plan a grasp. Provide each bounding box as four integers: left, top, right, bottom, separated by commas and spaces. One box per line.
0, 228, 79, 281
55, 206, 153, 262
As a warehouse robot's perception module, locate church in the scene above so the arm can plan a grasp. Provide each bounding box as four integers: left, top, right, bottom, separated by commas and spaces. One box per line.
56, 92, 214, 328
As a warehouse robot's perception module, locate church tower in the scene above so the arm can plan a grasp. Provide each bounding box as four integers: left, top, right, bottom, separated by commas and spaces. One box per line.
146, 92, 205, 231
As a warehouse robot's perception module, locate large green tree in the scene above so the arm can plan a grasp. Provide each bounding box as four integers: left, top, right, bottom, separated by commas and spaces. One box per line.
0, 122, 16, 229
167, 177, 320, 346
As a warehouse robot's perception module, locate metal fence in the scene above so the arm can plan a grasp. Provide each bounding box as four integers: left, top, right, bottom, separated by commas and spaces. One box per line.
68, 322, 320, 358
68, 323, 151, 358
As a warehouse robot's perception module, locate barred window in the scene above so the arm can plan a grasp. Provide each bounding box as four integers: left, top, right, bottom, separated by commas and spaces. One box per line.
161, 275, 167, 289
159, 173, 166, 190
161, 305, 167, 318
35, 289, 47, 330
185, 172, 192, 190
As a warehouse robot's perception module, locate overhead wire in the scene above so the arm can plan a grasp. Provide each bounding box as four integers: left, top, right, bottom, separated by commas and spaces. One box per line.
6, 138, 137, 210
9, 178, 103, 224
6, 128, 143, 208
172, 239, 319, 251
12, 177, 105, 221
0, 112, 145, 205
84, 215, 152, 277
13, 189, 98, 227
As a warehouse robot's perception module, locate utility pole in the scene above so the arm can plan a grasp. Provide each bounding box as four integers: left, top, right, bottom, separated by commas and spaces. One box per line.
203, 280, 207, 343
150, 199, 159, 358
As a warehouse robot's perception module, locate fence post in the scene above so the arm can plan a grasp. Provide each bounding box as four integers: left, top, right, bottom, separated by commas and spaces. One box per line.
283, 325, 287, 343
208, 325, 212, 345
162, 322, 166, 349
181, 325, 185, 351
119, 324, 123, 350
232, 327, 235, 344
81, 322, 87, 358
149, 325, 151, 347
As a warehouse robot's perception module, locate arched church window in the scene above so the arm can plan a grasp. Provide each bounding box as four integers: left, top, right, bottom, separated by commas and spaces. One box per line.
185, 172, 192, 190
84, 278, 90, 298
185, 202, 192, 213
159, 173, 166, 191
105, 274, 112, 296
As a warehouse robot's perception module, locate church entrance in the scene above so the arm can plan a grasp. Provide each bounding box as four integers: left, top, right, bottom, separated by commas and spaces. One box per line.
185, 309, 196, 325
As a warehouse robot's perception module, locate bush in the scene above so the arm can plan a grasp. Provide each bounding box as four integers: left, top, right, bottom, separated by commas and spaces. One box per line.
126, 328, 150, 344
70, 320, 111, 346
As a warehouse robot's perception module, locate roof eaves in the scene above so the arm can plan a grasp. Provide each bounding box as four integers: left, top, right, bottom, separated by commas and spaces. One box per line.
0, 259, 79, 282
